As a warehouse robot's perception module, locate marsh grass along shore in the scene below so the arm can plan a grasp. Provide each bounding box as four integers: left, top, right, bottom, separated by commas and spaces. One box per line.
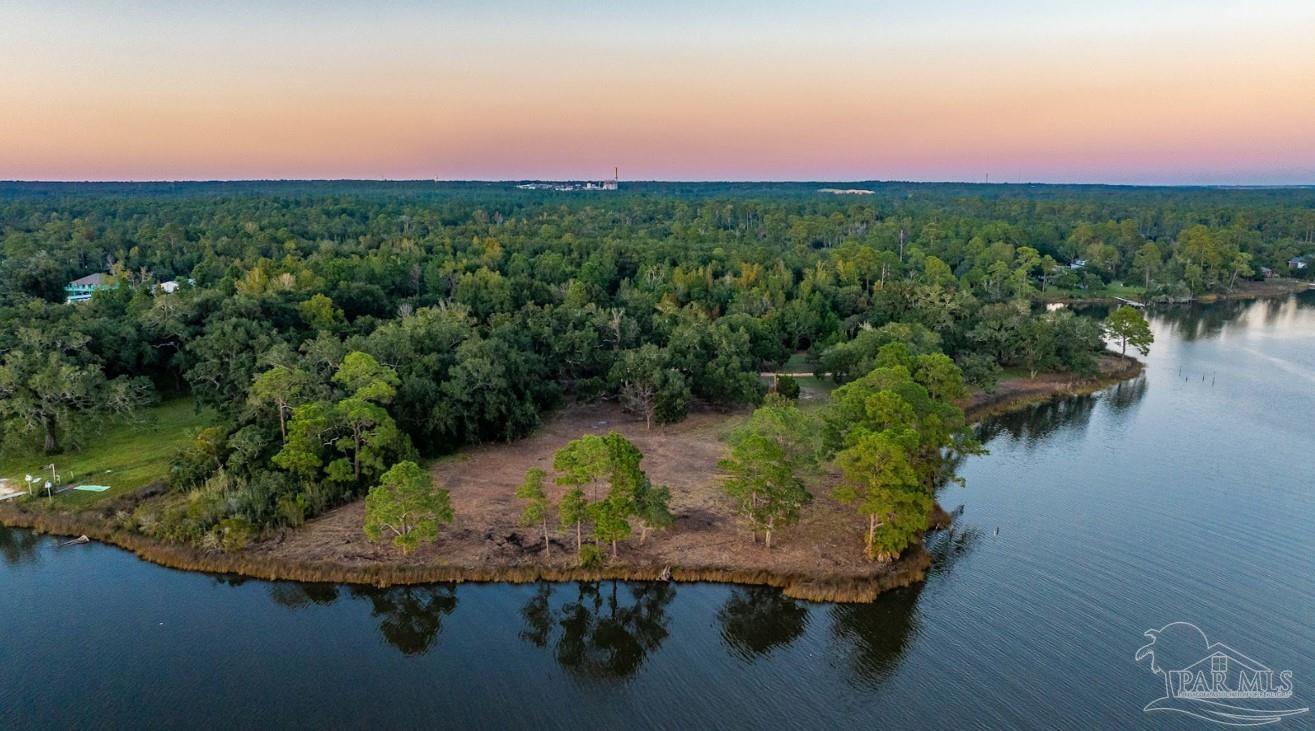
0, 355, 1141, 603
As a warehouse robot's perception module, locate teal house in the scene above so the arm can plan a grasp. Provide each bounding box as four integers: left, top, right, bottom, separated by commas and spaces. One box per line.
65, 272, 113, 303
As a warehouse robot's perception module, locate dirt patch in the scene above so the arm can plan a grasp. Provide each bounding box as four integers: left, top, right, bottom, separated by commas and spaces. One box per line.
252, 401, 907, 593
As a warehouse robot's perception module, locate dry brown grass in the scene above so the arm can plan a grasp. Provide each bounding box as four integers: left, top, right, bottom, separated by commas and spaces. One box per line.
248, 401, 918, 598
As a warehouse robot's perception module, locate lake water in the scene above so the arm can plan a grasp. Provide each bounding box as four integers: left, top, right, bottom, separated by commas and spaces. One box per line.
3, 293, 1313, 729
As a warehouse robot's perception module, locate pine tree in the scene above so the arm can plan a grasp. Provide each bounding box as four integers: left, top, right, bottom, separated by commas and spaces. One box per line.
559, 486, 588, 557
363, 461, 453, 554
517, 467, 552, 557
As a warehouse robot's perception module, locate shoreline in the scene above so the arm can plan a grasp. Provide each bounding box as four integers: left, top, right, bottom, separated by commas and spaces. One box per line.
0, 357, 1143, 603
1041, 277, 1309, 307
960, 354, 1143, 422
0, 504, 934, 602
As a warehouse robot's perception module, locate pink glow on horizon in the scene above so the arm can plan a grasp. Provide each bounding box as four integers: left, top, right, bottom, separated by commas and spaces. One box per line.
2, 2, 1314, 184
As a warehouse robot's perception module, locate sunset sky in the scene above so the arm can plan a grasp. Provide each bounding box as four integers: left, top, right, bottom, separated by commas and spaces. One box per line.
3, 1, 1314, 184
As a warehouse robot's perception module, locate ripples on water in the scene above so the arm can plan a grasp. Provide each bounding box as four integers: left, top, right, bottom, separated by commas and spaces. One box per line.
3, 293, 1313, 728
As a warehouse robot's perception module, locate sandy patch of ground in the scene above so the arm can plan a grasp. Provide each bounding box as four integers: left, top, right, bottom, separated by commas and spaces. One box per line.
256, 400, 887, 579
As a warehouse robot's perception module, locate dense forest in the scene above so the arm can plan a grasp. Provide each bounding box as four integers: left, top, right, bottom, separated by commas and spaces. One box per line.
1, 181, 1310, 557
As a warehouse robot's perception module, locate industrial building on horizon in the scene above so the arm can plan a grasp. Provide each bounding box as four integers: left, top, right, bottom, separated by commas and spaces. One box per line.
517, 168, 619, 192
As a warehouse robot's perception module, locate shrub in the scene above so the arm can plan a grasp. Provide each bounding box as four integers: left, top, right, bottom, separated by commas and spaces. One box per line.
218, 517, 254, 552
775, 375, 801, 400
578, 543, 606, 568
955, 353, 1001, 394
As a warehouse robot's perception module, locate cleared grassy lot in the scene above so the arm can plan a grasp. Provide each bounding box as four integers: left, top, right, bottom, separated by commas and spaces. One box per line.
0, 398, 213, 510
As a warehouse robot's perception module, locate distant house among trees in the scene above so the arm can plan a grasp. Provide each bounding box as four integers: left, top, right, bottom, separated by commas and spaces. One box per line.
64, 272, 113, 303
1288, 256, 1310, 271
152, 278, 194, 294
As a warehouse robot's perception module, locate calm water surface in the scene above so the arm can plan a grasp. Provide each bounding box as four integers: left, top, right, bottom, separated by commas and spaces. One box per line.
3, 294, 1314, 729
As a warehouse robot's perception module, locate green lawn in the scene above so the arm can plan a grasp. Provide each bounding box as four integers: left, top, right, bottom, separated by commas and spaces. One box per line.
779, 351, 815, 373
0, 398, 214, 510
1043, 281, 1146, 301
793, 375, 837, 409
761, 352, 834, 410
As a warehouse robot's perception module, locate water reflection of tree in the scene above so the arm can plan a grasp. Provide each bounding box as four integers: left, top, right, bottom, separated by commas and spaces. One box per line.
924, 522, 980, 580
1103, 374, 1148, 416
976, 393, 1099, 448
520, 581, 675, 680
1155, 299, 1251, 342
831, 522, 979, 687
1260, 296, 1289, 326
520, 583, 554, 647
268, 582, 341, 609
263, 581, 457, 656
829, 584, 923, 686
212, 574, 249, 587
717, 587, 808, 661
350, 585, 458, 656
0, 526, 40, 566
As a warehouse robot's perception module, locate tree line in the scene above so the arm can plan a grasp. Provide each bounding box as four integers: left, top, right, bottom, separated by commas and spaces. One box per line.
0, 183, 1174, 552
